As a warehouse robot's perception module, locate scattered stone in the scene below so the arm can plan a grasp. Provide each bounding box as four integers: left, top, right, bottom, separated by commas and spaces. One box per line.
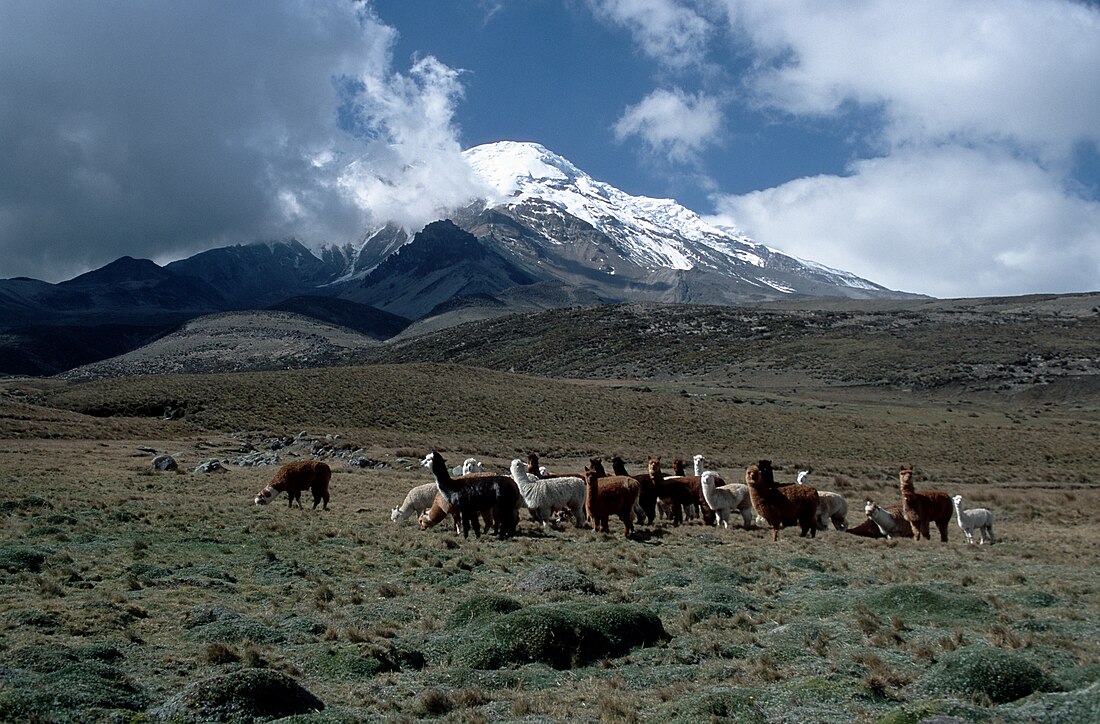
152, 454, 177, 471
193, 460, 227, 474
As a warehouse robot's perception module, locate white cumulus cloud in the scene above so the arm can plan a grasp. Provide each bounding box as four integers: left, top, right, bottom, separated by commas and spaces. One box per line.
711, 145, 1100, 298
614, 88, 724, 164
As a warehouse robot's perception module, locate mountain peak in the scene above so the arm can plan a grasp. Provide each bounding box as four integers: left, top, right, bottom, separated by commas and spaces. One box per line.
463, 141, 585, 200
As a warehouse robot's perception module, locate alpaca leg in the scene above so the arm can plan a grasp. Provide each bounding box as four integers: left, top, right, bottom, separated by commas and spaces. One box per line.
909, 521, 921, 540
937, 520, 948, 542
740, 508, 752, 531
771, 527, 780, 542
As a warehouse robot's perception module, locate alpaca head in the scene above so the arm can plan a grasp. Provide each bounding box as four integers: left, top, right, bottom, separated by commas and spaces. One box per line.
952, 494, 964, 509
421, 451, 448, 477
390, 505, 402, 521
745, 465, 762, 486
700, 471, 718, 490
864, 499, 878, 516
254, 485, 278, 506
797, 470, 810, 485
693, 454, 706, 476
899, 464, 914, 488
461, 457, 483, 475
757, 460, 775, 486
673, 458, 686, 476
646, 456, 662, 477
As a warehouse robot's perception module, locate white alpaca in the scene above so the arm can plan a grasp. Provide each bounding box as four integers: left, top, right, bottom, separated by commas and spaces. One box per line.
700, 471, 736, 528
796, 470, 810, 485
390, 482, 438, 523
952, 494, 995, 545
449, 457, 484, 476
508, 459, 587, 528
694, 457, 754, 530
816, 491, 849, 531
865, 500, 907, 539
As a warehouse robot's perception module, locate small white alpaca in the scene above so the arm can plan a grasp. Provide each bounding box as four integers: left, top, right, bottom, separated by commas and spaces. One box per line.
816, 491, 849, 531
952, 494, 995, 545
391, 482, 438, 523
508, 459, 587, 528
448, 457, 484, 477
796, 470, 810, 485
865, 499, 907, 539
694, 456, 753, 530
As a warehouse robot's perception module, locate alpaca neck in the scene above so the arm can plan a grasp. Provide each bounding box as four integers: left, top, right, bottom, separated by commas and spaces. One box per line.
953, 499, 966, 525
429, 455, 459, 500
693, 458, 704, 477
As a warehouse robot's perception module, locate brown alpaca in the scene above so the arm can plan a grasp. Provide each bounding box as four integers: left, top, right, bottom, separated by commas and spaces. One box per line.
583, 467, 640, 537
898, 465, 952, 541
648, 457, 696, 526
527, 452, 556, 479
745, 460, 819, 541
664, 457, 715, 525
254, 460, 331, 510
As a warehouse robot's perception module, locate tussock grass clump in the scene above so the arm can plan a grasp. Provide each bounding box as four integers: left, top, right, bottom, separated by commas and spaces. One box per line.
655, 687, 765, 723
0, 544, 49, 572
0, 661, 149, 719
184, 618, 286, 645
838, 584, 991, 626
452, 602, 668, 670
152, 668, 324, 721
446, 593, 523, 627
514, 565, 599, 595
919, 645, 1059, 703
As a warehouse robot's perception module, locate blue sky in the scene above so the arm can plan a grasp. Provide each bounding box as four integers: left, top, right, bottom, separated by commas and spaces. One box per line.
1, 0, 1098, 297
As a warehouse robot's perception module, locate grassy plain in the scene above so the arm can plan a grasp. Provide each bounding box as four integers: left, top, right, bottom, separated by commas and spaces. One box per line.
2, 300, 1100, 722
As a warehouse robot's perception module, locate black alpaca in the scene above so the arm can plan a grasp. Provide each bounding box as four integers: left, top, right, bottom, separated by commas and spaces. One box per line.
424, 451, 520, 539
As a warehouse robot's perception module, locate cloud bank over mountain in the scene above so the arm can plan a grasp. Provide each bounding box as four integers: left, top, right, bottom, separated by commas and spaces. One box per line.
595, 0, 1100, 296
0, 1, 477, 282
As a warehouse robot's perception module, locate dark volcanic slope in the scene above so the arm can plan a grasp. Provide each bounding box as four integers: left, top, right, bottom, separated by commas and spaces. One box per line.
354, 293, 1100, 396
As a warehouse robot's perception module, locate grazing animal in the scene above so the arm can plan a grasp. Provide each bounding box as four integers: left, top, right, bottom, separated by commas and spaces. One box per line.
745, 460, 819, 541
254, 460, 331, 510
508, 459, 587, 528
647, 457, 696, 526
952, 494, 995, 545
582, 467, 640, 537
422, 451, 521, 539
418, 492, 495, 534
391, 482, 438, 523
898, 465, 952, 542
610, 456, 657, 524
854, 500, 905, 539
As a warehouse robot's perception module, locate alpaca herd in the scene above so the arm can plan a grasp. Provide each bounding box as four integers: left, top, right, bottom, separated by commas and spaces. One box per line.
378, 453, 999, 546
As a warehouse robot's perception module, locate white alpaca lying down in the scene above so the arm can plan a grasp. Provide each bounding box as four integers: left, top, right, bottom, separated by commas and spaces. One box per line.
952, 494, 995, 545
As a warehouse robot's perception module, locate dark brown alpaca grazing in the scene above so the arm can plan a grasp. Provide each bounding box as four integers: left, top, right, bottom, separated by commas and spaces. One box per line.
745, 460, 819, 541
647, 457, 695, 526
254, 460, 331, 510
898, 465, 952, 542
610, 456, 657, 525
583, 467, 640, 537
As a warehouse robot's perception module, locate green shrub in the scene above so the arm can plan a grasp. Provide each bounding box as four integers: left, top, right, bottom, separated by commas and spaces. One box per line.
0, 661, 149, 718
0, 544, 48, 572
151, 669, 324, 721
920, 645, 1059, 703
863, 584, 990, 625
446, 593, 523, 628
515, 565, 599, 595
452, 603, 668, 670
